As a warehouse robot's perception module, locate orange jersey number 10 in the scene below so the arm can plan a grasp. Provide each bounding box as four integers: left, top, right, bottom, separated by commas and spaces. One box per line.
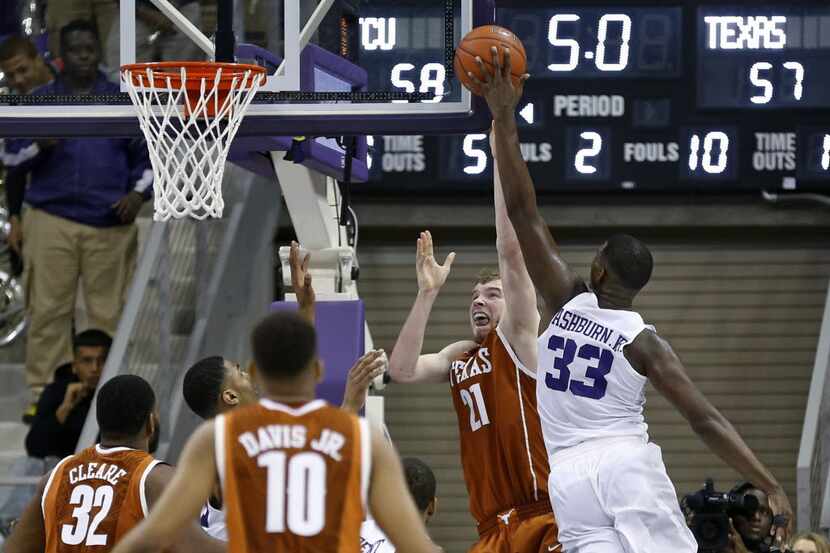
259, 451, 327, 536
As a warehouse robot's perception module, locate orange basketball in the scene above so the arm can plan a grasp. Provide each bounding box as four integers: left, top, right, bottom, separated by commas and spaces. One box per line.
454, 25, 527, 96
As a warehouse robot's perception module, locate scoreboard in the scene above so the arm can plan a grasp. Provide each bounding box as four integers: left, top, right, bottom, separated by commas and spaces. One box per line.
357, 0, 830, 192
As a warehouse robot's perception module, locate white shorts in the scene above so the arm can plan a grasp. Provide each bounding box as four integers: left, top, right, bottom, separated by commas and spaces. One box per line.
547, 436, 697, 553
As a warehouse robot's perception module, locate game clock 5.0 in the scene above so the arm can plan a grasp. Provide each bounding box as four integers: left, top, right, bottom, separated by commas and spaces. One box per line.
500, 7, 682, 78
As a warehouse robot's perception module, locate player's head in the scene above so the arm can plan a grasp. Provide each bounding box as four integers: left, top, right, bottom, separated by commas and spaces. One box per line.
728, 483, 772, 545
250, 311, 322, 394
402, 457, 437, 524
470, 269, 505, 343
96, 375, 160, 453
60, 20, 101, 80
590, 234, 653, 300
0, 35, 49, 93
183, 356, 257, 419
73, 329, 112, 390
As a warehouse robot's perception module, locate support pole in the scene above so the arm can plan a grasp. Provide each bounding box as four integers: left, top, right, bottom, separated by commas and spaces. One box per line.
215, 0, 236, 62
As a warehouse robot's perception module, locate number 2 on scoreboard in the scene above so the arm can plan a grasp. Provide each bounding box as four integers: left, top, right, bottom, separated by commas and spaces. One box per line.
575, 131, 603, 174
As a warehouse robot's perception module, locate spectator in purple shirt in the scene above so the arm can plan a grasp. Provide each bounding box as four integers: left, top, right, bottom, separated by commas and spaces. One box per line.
1, 20, 152, 422
0, 35, 57, 276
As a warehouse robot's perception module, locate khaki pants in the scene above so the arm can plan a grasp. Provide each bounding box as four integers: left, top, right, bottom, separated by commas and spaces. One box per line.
22, 209, 137, 397
46, 0, 119, 70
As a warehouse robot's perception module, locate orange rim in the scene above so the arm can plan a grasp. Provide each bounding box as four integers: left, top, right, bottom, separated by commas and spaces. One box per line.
121, 61, 267, 89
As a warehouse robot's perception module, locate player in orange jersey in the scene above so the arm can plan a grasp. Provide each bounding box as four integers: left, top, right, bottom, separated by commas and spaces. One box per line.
5, 374, 224, 553
110, 310, 440, 553
387, 132, 559, 553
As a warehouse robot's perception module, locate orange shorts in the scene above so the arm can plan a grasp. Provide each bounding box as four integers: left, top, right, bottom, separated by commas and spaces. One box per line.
470, 502, 562, 553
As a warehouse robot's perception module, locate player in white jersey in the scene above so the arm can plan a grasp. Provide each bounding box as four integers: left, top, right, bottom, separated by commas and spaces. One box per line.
467, 47, 795, 553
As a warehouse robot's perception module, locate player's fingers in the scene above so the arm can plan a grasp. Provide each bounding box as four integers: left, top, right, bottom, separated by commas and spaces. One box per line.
357, 360, 386, 382
301, 251, 311, 273
502, 47, 512, 79
490, 46, 501, 80
365, 365, 386, 383
473, 55, 490, 83
466, 70, 485, 89
443, 251, 456, 269
425, 230, 434, 253
355, 350, 384, 368
289, 240, 298, 265
351, 360, 384, 387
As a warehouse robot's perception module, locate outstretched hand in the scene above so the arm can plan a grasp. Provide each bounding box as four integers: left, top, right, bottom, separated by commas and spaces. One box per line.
465, 46, 529, 122
289, 241, 315, 317
416, 231, 455, 293
341, 350, 387, 413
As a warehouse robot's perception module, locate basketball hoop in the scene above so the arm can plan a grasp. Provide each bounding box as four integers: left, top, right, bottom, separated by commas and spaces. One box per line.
121, 61, 267, 221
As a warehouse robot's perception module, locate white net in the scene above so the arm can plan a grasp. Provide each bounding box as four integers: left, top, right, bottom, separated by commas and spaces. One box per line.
121, 64, 265, 221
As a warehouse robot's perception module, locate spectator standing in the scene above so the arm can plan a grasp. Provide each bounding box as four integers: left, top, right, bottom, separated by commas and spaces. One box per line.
0, 35, 55, 275
2, 20, 152, 422
44, 0, 118, 71
24, 329, 111, 459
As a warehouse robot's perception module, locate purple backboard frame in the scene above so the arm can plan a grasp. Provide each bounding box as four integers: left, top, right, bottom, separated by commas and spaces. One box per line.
270, 300, 366, 408
228, 44, 369, 182
0, 0, 494, 138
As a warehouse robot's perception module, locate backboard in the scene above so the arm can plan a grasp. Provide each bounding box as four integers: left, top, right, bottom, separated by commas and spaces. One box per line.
0, 0, 493, 138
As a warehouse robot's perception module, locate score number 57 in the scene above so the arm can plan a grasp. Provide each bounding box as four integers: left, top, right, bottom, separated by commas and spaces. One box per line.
749, 61, 804, 104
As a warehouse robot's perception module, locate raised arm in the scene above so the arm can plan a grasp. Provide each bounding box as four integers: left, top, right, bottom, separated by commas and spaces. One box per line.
110, 421, 218, 553
626, 330, 794, 545
289, 241, 315, 324
388, 231, 475, 383
471, 48, 582, 315
490, 131, 540, 368
341, 350, 387, 412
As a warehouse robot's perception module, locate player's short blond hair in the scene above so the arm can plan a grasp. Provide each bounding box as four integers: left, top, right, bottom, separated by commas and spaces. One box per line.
475, 268, 501, 286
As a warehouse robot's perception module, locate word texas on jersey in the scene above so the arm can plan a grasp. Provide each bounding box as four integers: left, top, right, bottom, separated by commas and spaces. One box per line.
41, 445, 161, 552
450, 327, 550, 525
216, 399, 370, 553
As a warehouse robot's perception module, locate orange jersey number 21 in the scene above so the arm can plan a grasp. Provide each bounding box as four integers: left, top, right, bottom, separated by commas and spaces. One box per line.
459, 383, 490, 431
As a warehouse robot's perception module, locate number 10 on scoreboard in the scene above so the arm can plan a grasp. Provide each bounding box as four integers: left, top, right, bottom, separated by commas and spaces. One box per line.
680, 128, 737, 180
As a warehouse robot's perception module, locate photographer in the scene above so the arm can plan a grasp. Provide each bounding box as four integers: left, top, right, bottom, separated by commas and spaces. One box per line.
728, 483, 773, 553
686, 480, 782, 553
